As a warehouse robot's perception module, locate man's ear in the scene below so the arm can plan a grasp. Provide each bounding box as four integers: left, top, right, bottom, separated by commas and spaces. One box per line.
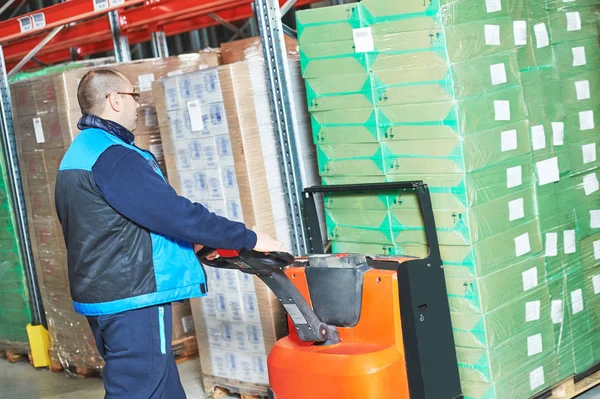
107, 92, 121, 112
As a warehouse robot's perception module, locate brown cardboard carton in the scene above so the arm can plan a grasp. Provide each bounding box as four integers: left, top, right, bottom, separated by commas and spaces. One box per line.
220, 36, 299, 64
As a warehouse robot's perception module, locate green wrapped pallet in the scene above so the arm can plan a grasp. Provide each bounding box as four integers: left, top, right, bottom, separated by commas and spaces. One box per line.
450, 283, 551, 349
547, 7, 600, 45
446, 254, 547, 313
559, 69, 600, 116
552, 37, 600, 79
0, 146, 32, 351
456, 320, 556, 383
330, 219, 543, 278
459, 359, 558, 399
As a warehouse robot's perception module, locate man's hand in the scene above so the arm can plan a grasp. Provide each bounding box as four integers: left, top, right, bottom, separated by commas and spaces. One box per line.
194, 244, 218, 260
252, 228, 286, 253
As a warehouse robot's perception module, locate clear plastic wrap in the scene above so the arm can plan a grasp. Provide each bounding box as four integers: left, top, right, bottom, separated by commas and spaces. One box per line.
0, 145, 32, 352
10, 54, 219, 373
153, 39, 319, 395
297, 0, 600, 397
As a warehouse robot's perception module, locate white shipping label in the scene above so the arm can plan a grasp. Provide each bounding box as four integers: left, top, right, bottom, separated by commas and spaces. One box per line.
566, 12, 581, 31
32, 13, 45, 30
490, 63, 508, 86
582, 143, 596, 164
515, 232, 532, 257
18, 16, 32, 33
564, 230, 576, 254
353, 27, 374, 53
579, 110, 594, 130
509, 198, 525, 221
594, 240, 600, 260
494, 100, 511, 121
109, 0, 125, 5
513, 21, 527, 46
551, 300, 563, 324
536, 157, 560, 186
531, 125, 546, 150
187, 100, 205, 132
551, 122, 564, 146
507, 165, 523, 188
485, 24, 501, 46
593, 275, 600, 294
138, 73, 155, 92
486, 0, 502, 12
571, 289, 584, 314
167, 69, 183, 77
501, 129, 518, 152
546, 233, 558, 257
527, 334, 543, 356
575, 80, 591, 100
93, 0, 109, 11
590, 210, 600, 228
530, 367, 545, 391
534, 23, 549, 48
572, 46, 587, 66
526, 300, 541, 322
283, 304, 307, 325
522, 267, 539, 291
32, 118, 45, 143
583, 174, 599, 196
182, 315, 194, 334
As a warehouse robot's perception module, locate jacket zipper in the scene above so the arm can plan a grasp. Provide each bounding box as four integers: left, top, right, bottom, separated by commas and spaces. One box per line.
158, 306, 166, 355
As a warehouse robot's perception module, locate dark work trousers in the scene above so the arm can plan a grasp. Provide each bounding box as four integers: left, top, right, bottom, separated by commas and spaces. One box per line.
87, 303, 186, 399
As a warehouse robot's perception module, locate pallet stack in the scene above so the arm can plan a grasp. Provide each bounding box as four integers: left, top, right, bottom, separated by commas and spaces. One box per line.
297, 0, 599, 397
152, 38, 319, 396
0, 144, 32, 357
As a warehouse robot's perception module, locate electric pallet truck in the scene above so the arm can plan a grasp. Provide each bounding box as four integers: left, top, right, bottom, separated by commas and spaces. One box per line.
197, 182, 462, 399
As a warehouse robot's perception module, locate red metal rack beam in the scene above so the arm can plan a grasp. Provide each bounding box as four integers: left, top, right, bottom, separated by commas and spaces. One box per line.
5, 0, 318, 70
121, 0, 252, 29
0, 0, 147, 43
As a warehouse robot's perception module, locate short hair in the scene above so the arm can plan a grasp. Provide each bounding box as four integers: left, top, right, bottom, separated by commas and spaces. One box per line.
77, 68, 129, 115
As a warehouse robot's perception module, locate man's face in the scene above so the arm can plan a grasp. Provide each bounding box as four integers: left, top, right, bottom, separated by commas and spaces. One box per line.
120, 79, 140, 132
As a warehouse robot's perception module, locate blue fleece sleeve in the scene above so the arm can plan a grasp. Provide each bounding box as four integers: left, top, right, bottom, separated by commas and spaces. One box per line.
91, 145, 257, 250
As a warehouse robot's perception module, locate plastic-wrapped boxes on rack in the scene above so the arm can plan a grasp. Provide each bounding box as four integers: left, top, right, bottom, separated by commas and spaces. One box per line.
9, 53, 220, 373
152, 44, 319, 394
297, 0, 600, 397
0, 145, 32, 353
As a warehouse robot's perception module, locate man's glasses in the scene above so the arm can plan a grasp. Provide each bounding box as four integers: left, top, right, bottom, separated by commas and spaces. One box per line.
105, 92, 141, 102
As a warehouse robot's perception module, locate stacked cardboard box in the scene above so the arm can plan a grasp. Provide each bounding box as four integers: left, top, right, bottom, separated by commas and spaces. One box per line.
152, 39, 318, 395
10, 53, 220, 371
0, 145, 32, 353
535, 0, 600, 378
297, 1, 598, 397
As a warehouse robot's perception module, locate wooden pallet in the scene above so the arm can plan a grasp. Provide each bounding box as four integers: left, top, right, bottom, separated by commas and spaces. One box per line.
172, 335, 199, 364
549, 368, 600, 399
0, 350, 30, 364
209, 386, 265, 399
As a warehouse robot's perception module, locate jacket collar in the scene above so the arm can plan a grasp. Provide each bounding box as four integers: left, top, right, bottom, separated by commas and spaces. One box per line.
77, 114, 134, 145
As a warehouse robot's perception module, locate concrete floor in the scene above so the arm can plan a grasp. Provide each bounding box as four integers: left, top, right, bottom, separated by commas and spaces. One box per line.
0, 358, 237, 399
2, 358, 600, 399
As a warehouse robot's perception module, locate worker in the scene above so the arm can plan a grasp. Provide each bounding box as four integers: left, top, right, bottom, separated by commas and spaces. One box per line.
54, 67, 285, 399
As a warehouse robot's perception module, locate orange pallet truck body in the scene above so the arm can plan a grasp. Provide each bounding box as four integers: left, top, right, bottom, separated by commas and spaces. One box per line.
198, 182, 462, 399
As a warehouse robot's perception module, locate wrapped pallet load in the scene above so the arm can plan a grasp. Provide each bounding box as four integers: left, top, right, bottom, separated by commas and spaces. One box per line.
10, 52, 220, 373
296, 0, 599, 398
0, 145, 33, 357
152, 38, 319, 396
